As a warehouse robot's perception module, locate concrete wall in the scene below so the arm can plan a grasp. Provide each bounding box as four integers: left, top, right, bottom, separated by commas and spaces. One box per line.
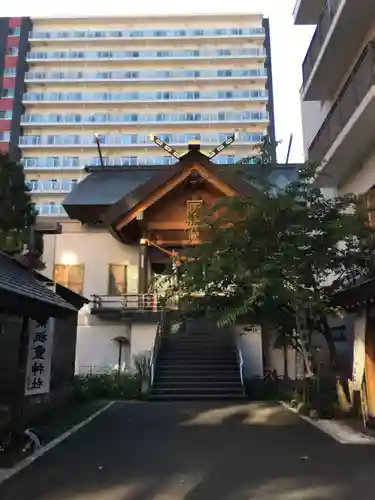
43, 225, 140, 297
234, 325, 263, 378
130, 323, 159, 367
339, 147, 375, 196
42, 224, 162, 375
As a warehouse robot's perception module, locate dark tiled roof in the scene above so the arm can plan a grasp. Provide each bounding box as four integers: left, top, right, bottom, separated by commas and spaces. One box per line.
63, 149, 303, 224
63, 168, 168, 222
0, 252, 76, 321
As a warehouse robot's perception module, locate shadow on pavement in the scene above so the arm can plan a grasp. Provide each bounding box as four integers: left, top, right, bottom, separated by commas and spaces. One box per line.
0, 401, 375, 500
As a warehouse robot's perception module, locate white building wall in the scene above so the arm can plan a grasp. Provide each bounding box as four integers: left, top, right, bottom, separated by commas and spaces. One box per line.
42, 226, 160, 375
43, 226, 139, 297
130, 323, 159, 367
75, 322, 131, 374
234, 325, 263, 378
339, 148, 375, 196
301, 98, 332, 156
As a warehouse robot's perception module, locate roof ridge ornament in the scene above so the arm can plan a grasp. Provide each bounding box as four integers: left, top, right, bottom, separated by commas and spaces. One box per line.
149, 132, 239, 161
207, 131, 239, 159
149, 134, 181, 159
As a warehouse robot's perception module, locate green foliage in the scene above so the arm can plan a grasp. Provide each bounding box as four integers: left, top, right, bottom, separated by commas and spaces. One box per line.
134, 353, 151, 381
73, 373, 141, 401
0, 152, 43, 255
167, 137, 375, 373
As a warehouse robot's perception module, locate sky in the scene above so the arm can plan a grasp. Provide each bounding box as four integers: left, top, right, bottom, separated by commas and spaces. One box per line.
2, 0, 314, 163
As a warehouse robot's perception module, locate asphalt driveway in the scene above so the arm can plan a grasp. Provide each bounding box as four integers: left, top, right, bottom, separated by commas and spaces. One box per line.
1, 401, 375, 499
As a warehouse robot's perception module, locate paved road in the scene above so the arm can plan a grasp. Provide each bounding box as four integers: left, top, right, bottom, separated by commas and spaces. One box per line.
1, 401, 375, 499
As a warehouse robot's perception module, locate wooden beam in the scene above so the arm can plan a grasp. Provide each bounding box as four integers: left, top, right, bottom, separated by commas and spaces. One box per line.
147, 221, 187, 230
115, 162, 238, 232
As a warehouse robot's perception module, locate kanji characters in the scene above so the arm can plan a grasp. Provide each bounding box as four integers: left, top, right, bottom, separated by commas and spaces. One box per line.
33, 345, 46, 360
31, 362, 44, 375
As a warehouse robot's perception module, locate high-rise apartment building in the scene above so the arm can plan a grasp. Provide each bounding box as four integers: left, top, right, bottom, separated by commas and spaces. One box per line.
295, 0, 375, 196
0, 17, 30, 156
1, 13, 275, 220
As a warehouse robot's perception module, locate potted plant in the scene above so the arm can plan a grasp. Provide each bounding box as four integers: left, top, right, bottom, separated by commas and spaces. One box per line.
134, 353, 151, 395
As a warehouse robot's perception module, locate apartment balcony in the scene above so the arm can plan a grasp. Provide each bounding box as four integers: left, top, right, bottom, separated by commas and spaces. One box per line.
91, 293, 161, 319
22, 90, 267, 106
26, 48, 266, 63
21, 111, 269, 128
35, 203, 68, 217
293, 0, 325, 25
28, 180, 77, 193
19, 132, 263, 149
22, 154, 241, 170
308, 41, 375, 186
302, 0, 375, 100
24, 68, 267, 83
29, 26, 265, 42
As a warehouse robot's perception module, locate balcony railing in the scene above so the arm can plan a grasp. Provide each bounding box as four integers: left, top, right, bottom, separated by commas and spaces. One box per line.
30, 26, 265, 41
35, 203, 67, 217
91, 294, 160, 313
23, 89, 266, 103
19, 132, 263, 147
24, 68, 267, 82
302, 0, 341, 86
27, 47, 266, 61
21, 110, 269, 126
22, 154, 241, 169
308, 42, 375, 162
28, 180, 77, 193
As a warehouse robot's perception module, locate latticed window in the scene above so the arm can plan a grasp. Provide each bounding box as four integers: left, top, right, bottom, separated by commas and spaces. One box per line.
53, 264, 84, 295
108, 264, 127, 296
187, 200, 202, 241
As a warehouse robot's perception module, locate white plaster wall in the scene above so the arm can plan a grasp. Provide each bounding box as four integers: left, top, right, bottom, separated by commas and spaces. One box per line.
130, 323, 158, 367
43, 227, 140, 297
75, 323, 131, 374
234, 325, 263, 378
271, 347, 297, 379
339, 148, 375, 196
301, 98, 332, 155
301, 22, 375, 162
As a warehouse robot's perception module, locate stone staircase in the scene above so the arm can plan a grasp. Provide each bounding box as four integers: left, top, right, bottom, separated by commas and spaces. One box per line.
149, 319, 244, 401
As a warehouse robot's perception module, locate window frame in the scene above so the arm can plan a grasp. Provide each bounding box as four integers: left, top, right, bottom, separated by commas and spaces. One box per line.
53, 264, 84, 295
107, 264, 128, 297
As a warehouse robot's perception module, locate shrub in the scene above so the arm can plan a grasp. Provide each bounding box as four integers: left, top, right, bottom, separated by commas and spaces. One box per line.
73, 372, 141, 401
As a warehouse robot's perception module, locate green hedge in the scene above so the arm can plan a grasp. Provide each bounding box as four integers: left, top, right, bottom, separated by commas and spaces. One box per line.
73, 373, 142, 401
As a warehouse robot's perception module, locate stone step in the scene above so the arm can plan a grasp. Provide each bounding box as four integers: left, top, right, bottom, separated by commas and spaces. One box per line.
147, 393, 246, 401
153, 380, 242, 389
150, 386, 244, 395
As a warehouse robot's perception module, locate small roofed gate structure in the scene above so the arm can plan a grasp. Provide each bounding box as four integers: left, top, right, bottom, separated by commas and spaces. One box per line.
0, 251, 88, 430
333, 277, 375, 425
63, 136, 299, 316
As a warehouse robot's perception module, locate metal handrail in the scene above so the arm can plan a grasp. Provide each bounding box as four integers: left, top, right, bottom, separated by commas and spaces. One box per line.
91, 293, 160, 312
150, 309, 165, 386
237, 344, 245, 393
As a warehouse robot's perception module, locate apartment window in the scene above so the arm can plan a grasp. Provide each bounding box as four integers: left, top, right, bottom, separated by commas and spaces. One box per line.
0, 132, 10, 141
0, 111, 12, 120
4, 67, 16, 76
1, 89, 15, 98
6, 46, 19, 56
9, 27, 21, 36
54, 264, 84, 294
108, 264, 127, 296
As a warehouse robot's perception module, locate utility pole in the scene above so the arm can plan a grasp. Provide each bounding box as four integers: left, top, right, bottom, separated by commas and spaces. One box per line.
94, 133, 105, 168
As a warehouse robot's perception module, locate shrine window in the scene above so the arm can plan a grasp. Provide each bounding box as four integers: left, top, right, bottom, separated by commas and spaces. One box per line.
53, 264, 84, 295
108, 264, 128, 296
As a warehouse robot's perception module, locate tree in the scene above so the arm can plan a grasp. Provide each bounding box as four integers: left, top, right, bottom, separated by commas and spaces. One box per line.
0, 152, 42, 257
167, 142, 375, 377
